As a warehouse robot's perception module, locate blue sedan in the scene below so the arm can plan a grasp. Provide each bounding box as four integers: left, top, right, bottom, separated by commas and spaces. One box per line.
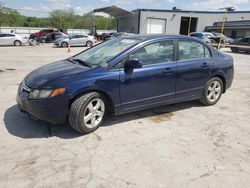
17, 35, 234, 134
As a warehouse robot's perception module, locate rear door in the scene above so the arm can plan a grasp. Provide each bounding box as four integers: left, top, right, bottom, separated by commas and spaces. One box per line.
77, 35, 88, 46
176, 39, 213, 99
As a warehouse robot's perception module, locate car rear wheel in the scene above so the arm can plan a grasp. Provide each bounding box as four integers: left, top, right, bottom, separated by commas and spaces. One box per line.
69, 92, 106, 134
86, 41, 93, 48
41, 39, 46, 43
14, 40, 22, 46
200, 77, 223, 106
61, 42, 68, 48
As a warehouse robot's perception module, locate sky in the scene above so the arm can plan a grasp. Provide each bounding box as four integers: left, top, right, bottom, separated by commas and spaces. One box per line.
1, 0, 250, 17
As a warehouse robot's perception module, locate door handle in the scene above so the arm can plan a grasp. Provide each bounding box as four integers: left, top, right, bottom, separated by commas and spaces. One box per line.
201, 63, 210, 68
163, 68, 175, 74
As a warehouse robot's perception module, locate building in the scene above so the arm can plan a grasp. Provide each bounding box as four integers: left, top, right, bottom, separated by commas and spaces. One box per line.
205, 20, 250, 38
88, 6, 250, 39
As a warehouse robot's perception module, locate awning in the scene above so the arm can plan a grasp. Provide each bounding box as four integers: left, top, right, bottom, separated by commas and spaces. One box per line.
206, 25, 250, 30
85, 6, 134, 17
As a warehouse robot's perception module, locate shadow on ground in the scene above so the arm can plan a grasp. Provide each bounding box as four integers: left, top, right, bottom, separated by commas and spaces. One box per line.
4, 101, 202, 139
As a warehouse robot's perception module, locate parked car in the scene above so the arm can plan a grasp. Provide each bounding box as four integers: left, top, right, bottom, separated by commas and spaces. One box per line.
189, 32, 219, 44
104, 32, 136, 41
230, 36, 250, 53
0, 33, 27, 46
17, 35, 234, 134
212, 32, 235, 44
55, 34, 96, 48
40, 32, 68, 43
101, 32, 115, 41
29, 28, 60, 39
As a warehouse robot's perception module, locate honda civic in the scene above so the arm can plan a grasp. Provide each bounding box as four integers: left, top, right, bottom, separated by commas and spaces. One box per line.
17, 35, 234, 134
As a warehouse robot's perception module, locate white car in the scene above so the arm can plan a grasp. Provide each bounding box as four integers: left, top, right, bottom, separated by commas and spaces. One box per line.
0, 33, 27, 46
56, 34, 96, 48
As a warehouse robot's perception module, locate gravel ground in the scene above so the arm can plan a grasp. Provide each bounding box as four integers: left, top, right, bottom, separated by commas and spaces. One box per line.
0, 44, 250, 188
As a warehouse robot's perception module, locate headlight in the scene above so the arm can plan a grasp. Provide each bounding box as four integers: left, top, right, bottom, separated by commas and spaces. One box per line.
29, 88, 65, 99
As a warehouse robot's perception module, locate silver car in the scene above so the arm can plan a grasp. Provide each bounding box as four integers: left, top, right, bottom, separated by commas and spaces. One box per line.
0, 33, 27, 46
56, 34, 96, 48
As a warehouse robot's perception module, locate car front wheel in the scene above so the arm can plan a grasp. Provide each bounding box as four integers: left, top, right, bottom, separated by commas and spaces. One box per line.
200, 77, 223, 106
69, 92, 106, 134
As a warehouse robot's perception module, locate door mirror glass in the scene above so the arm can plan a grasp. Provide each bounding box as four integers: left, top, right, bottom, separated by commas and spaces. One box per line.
124, 59, 143, 74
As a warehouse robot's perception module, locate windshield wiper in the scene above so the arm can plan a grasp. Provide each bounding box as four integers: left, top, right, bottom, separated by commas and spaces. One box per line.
66, 58, 75, 63
72, 58, 92, 68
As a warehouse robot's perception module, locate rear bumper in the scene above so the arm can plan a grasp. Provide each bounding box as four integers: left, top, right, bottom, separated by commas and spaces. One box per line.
16, 89, 69, 124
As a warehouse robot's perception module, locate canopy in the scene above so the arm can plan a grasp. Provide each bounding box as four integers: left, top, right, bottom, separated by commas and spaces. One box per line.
85, 6, 133, 17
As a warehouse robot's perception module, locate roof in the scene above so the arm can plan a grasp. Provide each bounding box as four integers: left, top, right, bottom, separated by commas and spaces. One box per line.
122, 34, 192, 41
206, 25, 250, 30
133, 8, 250, 14
85, 6, 133, 17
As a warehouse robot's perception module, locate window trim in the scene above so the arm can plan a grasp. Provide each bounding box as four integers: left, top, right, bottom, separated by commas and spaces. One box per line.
109, 39, 177, 70
177, 39, 212, 62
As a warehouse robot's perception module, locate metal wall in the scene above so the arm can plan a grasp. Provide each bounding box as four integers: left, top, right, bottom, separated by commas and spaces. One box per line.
117, 10, 250, 35
117, 12, 140, 34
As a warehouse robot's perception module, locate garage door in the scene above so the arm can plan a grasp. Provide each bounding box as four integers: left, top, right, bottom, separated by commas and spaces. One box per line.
147, 18, 166, 34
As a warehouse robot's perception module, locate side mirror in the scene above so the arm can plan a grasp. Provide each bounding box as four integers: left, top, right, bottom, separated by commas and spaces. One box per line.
124, 59, 143, 74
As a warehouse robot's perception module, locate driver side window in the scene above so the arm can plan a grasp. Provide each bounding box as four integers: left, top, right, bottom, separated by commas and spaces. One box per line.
129, 40, 174, 66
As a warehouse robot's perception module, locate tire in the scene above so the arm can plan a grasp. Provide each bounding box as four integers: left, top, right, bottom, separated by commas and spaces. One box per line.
41, 39, 46, 43
199, 77, 223, 106
61, 42, 68, 48
231, 47, 239, 53
86, 41, 93, 48
14, 40, 22, 46
69, 92, 106, 134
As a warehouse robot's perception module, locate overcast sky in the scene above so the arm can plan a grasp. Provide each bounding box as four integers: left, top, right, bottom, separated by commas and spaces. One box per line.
1, 0, 250, 17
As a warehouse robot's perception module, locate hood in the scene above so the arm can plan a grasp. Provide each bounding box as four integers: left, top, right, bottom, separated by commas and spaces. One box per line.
25, 60, 90, 89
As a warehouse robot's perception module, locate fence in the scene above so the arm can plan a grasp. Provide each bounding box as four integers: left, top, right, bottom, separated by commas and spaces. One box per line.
0, 27, 117, 37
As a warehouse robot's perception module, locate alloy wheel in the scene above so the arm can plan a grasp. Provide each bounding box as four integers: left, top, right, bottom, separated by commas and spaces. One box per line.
83, 98, 105, 129
207, 80, 222, 102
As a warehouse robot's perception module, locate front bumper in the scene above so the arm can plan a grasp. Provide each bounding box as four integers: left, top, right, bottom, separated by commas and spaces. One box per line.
16, 83, 69, 124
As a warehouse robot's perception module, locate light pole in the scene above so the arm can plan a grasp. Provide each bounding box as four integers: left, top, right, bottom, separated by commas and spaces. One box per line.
218, 7, 235, 49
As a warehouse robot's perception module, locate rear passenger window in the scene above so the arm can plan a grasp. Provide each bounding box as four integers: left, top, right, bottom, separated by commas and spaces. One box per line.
130, 40, 174, 65
205, 46, 211, 58
179, 40, 211, 60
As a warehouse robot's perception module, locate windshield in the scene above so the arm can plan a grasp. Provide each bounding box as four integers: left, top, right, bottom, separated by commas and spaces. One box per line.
72, 38, 140, 66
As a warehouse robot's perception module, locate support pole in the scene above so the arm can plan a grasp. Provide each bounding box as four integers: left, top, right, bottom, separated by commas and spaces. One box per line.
218, 10, 228, 49
188, 12, 193, 35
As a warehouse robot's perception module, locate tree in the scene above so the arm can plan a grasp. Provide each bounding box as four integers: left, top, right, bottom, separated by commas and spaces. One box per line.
0, 4, 117, 31
0, 1, 4, 26
49, 9, 75, 29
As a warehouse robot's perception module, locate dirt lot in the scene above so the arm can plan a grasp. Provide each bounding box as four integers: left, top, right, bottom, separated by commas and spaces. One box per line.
0, 44, 250, 188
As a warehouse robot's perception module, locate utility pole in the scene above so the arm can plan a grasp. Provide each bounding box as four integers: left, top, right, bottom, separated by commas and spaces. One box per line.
218, 7, 234, 49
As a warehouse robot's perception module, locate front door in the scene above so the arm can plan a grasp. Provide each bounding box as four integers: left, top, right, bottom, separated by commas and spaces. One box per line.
119, 40, 177, 111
